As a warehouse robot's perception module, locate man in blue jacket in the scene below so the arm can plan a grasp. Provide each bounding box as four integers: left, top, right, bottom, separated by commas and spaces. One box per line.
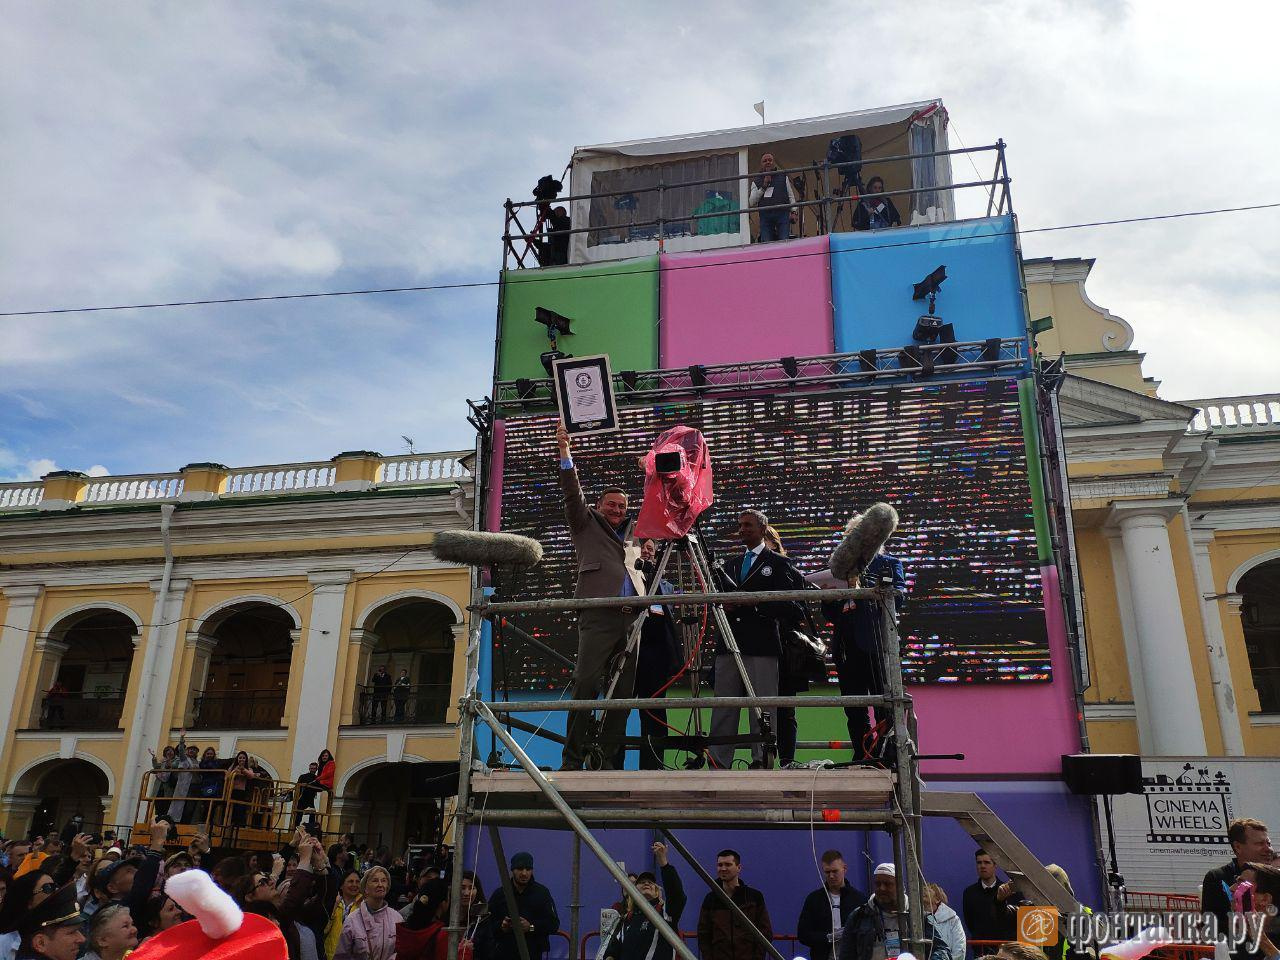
822, 549, 906, 760
839, 863, 949, 960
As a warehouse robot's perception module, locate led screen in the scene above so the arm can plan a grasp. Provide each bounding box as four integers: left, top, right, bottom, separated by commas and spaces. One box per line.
491, 378, 1050, 688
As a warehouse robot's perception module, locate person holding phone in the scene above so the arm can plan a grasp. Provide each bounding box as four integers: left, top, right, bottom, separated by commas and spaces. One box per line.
749, 153, 798, 243
961, 850, 1019, 944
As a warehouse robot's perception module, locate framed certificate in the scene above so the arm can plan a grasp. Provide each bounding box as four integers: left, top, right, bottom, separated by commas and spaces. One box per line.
552, 354, 618, 436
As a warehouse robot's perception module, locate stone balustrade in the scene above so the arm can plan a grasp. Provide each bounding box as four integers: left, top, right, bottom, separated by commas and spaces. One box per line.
0, 450, 473, 513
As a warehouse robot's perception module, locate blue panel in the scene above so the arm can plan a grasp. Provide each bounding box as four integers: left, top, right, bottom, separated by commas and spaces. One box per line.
832, 215, 1028, 356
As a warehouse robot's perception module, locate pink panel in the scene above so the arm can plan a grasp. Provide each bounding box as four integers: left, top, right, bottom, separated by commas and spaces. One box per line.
485, 421, 506, 533
660, 236, 833, 369
916, 564, 1081, 776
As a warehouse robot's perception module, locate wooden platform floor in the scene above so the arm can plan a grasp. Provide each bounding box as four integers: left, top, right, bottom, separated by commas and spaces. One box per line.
468, 768, 897, 812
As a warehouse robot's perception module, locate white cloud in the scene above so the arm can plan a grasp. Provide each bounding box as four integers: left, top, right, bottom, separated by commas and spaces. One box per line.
1, 0, 1277, 474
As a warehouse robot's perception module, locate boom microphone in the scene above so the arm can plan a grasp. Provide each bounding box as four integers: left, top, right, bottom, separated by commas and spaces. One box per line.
432, 530, 544, 570
829, 503, 899, 582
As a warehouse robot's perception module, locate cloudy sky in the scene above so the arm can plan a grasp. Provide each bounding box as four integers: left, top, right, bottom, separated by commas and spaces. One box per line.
3, 1, 1277, 480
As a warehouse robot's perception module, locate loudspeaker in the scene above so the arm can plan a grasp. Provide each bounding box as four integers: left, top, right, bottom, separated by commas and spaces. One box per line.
1061, 754, 1143, 795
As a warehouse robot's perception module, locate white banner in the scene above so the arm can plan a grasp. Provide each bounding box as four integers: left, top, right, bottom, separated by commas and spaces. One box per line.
1099, 757, 1280, 895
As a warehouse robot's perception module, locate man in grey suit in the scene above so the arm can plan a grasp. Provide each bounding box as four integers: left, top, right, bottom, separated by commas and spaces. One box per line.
556, 422, 644, 770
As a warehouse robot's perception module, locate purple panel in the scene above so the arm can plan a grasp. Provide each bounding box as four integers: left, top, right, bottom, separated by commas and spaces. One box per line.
660, 236, 833, 369
463, 784, 1100, 956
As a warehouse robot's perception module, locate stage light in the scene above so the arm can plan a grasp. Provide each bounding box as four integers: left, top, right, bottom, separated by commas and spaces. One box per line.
857, 349, 878, 373
621, 370, 639, 391
688, 364, 708, 388
516, 378, 536, 399
781, 356, 799, 378
539, 350, 570, 377
980, 338, 1002, 362
898, 345, 935, 379
534, 307, 574, 337
911, 265, 947, 304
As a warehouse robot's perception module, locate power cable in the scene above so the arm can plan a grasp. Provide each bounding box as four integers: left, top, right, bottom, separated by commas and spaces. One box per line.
1, 202, 1276, 318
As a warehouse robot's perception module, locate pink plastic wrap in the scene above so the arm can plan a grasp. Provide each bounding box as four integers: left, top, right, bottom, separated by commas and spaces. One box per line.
633, 425, 715, 540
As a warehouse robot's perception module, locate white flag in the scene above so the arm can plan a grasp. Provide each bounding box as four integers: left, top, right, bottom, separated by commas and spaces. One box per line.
753, 100, 765, 122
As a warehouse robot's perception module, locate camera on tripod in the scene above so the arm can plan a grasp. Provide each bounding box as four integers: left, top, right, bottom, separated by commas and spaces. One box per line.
533, 174, 563, 203
634, 426, 714, 541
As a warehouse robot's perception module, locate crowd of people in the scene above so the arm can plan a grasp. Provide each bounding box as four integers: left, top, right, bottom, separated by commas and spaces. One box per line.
554, 423, 907, 772
0, 810, 1276, 960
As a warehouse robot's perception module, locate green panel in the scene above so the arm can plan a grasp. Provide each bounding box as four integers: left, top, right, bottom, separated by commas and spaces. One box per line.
497, 255, 660, 382
1018, 377, 1054, 564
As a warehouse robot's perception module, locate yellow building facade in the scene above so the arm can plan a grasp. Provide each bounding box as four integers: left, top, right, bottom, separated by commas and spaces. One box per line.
0, 450, 476, 850
1028, 257, 1280, 759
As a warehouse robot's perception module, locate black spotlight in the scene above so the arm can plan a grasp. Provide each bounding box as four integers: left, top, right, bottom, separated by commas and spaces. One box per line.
781, 356, 799, 378
688, 364, 708, 388
515, 378, 536, 399
980, 337, 1002, 362
534, 307, 574, 337
621, 370, 639, 391
911, 265, 947, 305
539, 350, 570, 377
857, 349, 878, 373
898, 345, 935, 379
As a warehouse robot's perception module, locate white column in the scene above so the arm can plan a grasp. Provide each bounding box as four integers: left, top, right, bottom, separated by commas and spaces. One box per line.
1187, 525, 1246, 755
1110, 503, 1207, 755
289, 570, 353, 779
1103, 530, 1155, 754
116, 578, 192, 826
0, 586, 44, 767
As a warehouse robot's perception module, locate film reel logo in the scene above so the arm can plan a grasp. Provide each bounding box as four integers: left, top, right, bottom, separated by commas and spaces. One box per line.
1017, 906, 1058, 946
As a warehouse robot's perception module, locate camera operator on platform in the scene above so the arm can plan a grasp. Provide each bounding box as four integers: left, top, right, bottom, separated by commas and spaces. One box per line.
709, 509, 805, 770
822, 528, 906, 760
556, 422, 645, 770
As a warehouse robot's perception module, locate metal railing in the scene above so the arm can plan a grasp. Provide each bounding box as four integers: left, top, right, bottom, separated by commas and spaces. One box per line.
1188, 393, 1280, 432
502, 140, 1009, 268
354, 682, 452, 726
190, 690, 287, 730
134, 768, 335, 850
38, 691, 126, 731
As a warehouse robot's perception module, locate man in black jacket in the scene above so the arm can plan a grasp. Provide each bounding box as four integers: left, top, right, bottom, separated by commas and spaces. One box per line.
797, 850, 864, 960
486, 851, 560, 960
1202, 817, 1272, 933
697, 850, 773, 960
709, 509, 804, 770
961, 849, 1017, 945
602, 841, 686, 960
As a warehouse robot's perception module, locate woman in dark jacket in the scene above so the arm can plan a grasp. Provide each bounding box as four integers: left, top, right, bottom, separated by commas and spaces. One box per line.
853, 176, 902, 231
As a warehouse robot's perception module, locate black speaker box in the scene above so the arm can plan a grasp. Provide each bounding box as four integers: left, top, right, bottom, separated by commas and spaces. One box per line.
1061, 753, 1143, 795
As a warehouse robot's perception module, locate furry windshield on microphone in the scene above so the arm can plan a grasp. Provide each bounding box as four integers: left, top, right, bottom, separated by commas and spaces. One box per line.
829, 503, 899, 582
432, 530, 544, 570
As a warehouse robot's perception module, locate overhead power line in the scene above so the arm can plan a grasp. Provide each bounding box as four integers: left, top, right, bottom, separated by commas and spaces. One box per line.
0, 202, 1277, 318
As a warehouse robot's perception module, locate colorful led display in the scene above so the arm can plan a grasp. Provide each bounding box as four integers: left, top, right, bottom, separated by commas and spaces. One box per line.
492, 377, 1050, 689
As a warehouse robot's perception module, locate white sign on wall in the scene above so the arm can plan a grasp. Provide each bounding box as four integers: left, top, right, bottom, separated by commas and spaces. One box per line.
1099, 757, 1280, 895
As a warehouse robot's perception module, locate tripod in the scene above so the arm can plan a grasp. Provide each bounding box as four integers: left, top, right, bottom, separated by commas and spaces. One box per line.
583, 526, 775, 770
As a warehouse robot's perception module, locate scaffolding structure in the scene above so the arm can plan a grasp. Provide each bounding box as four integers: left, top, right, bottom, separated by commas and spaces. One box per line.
445, 583, 1082, 960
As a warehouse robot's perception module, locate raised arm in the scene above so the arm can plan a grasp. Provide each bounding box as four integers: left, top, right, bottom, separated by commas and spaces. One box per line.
557, 422, 592, 532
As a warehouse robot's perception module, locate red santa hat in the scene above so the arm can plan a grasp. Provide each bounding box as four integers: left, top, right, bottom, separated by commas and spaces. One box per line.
127, 869, 287, 960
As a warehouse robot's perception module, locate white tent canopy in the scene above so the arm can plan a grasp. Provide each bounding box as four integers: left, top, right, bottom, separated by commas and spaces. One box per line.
566, 99, 952, 264
573, 99, 940, 161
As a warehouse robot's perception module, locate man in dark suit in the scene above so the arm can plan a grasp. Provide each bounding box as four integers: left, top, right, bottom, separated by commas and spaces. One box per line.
556, 423, 644, 770
822, 548, 906, 759
1201, 817, 1272, 933
708, 509, 804, 770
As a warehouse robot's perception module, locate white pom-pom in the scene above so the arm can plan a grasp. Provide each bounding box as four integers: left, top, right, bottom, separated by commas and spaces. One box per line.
164, 869, 243, 940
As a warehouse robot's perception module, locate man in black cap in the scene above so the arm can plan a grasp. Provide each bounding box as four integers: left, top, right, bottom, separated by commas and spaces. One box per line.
486, 851, 560, 960
81, 817, 170, 933
15, 884, 84, 960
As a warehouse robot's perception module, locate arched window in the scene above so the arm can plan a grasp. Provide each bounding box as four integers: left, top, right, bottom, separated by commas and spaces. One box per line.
15, 757, 112, 838
41, 611, 137, 730
1239, 558, 1280, 713
194, 604, 294, 729
356, 600, 456, 726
